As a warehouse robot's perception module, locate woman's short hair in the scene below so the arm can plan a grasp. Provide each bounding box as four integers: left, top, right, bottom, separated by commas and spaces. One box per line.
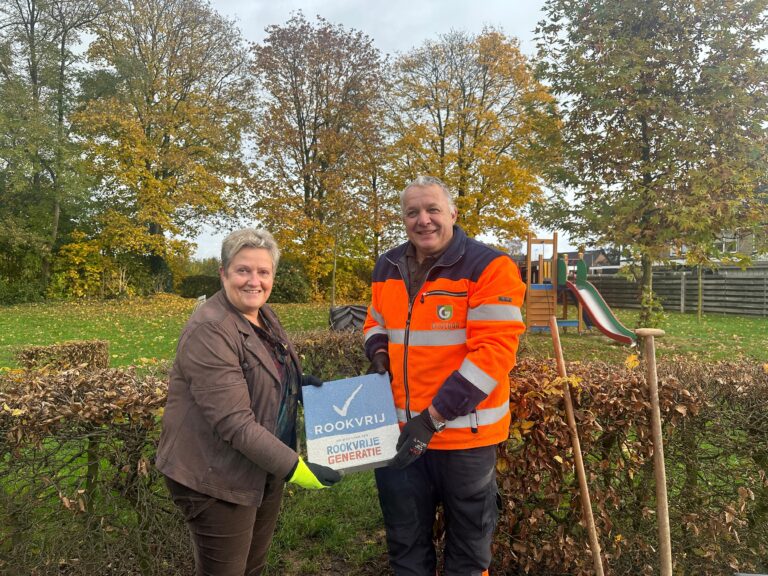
220, 228, 280, 272
400, 175, 456, 211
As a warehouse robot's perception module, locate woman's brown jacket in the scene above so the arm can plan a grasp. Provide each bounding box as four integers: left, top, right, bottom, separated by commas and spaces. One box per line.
155, 290, 300, 507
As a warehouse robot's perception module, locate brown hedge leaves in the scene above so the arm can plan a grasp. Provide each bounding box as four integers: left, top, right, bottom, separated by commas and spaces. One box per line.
497, 357, 767, 575
0, 331, 766, 575
0, 365, 167, 447
14, 340, 110, 372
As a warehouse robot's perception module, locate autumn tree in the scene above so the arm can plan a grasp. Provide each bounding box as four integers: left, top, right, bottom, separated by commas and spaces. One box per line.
75, 0, 252, 290
250, 13, 389, 297
321, 95, 402, 303
347, 89, 403, 263
535, 0, 768, 325
388, 29, 561, 242
0, 0, 98, 297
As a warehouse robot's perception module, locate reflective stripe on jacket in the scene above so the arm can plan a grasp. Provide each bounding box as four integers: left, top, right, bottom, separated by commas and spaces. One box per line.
364, 226, 526, 450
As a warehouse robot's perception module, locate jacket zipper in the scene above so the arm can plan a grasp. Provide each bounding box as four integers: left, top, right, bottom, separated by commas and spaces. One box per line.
399, 268, 466, 420
403, 295, 415, 420
389, 243, 466, 422
420, 289, 478, 432
420, 289, 468, 303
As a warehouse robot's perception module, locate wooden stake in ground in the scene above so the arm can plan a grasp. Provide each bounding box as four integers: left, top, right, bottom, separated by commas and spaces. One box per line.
635, 328, 672, 576
549, 316, 605, 576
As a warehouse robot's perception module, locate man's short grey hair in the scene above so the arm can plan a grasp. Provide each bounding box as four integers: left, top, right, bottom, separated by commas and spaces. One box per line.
400, 175, 456, 211
220, 228, 280, 272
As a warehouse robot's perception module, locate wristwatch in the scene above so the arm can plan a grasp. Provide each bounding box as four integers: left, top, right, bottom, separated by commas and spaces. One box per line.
428, 412, 447, 433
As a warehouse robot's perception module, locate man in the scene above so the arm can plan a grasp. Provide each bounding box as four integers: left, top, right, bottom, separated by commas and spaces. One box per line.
363, 176, 526, 576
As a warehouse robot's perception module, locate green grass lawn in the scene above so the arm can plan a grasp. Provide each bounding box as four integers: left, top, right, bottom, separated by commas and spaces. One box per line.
0, 296, 330, 368
266, 471, 387, 575
522, 306, 768, 363
1, 295, 765, 369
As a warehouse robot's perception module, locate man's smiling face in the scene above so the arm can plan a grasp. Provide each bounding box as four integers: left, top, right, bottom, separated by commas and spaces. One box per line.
402, 184, 457, 262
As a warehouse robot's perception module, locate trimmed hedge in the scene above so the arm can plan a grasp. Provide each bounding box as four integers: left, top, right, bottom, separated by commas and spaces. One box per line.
495, 357, 768, 575
0, 331, 765, 575
14, 340, 110, 372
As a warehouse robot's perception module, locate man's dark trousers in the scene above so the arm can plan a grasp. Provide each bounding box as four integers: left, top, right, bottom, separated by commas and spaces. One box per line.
375, 445, 499, 576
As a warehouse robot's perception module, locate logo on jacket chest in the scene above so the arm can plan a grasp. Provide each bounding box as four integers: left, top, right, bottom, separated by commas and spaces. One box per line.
433, 304, 463, 330
437, 305, 453, 320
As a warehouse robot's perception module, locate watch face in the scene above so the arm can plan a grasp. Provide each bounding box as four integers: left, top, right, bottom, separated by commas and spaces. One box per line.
431, 415, 446, 432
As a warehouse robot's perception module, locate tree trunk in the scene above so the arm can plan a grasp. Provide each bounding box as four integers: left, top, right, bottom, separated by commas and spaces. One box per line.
41, 199, 60, 288
330, 233, 337, 308
148, 222, 171, 292
43, 32, 69, 291
639, 251, 654, 327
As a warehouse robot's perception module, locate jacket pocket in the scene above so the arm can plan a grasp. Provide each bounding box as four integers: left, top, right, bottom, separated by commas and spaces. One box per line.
419, 289, 468, 303
419, 290, 469, 326
166, 476, 219, 521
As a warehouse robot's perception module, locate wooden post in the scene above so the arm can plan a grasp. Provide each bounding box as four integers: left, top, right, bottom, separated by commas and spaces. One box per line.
549, 317, 604, 576
577, 252, 585, 334
635, 328, 672, 576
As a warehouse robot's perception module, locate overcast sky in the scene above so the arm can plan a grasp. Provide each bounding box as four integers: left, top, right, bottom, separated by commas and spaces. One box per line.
194, 0, 555, 258
211, 0, 547, 56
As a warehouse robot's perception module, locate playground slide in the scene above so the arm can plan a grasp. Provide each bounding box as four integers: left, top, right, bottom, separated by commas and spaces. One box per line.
565, 280, 637, 345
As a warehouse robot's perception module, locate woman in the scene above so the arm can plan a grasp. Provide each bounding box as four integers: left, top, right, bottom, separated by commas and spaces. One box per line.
156, 228, 340, 576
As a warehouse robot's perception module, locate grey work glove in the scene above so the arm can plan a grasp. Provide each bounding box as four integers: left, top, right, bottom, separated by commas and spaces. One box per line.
366, 352, 390, 378
390, 411, 436, 469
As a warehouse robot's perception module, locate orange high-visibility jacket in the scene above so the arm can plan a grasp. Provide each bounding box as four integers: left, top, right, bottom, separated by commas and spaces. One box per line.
364, 226, 526, 450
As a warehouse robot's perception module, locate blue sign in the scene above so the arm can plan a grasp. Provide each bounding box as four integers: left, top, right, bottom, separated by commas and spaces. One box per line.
303, 373, 399, 471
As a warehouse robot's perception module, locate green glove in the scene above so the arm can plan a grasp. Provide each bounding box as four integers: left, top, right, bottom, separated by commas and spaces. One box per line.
286, 457, 341, 489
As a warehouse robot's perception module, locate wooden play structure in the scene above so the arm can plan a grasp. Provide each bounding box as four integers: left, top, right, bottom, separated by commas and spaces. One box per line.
524, 233, 636, 345
524, 233, 586, 333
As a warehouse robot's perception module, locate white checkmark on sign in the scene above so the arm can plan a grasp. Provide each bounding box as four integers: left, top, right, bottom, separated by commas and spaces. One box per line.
333, 383, 364, 417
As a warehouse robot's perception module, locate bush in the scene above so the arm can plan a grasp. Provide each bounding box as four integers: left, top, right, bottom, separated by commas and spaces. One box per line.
184, 257, 220, 276
292, 330, 366, 379
15, 340, 110, 371
47, 234, 106, 299
0, 364, 187, 576
320, 256, 372, 303
494, 357, 767, 575
1, 340, 765, 575
271, 258, 312, 303
177, 274, 220, 298
0, 277, 46, 304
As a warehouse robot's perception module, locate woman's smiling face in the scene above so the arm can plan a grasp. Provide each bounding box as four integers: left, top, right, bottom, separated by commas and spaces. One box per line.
220, 247, 274, 323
